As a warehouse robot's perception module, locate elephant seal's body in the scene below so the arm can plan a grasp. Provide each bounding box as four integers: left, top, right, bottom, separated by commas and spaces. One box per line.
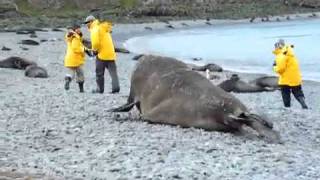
25, 65, 48, 78
218, 74, 271, 93
249, 76, 279, 90
0, 56, 37, 70
192, 63, 223, 72
20, 39, 39, 46
218, 74, 277, 93
111, 55, 280, 143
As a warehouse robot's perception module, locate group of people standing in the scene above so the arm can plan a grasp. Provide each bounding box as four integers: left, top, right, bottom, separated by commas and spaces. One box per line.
63, 14, 308, 109
64, 15, 120, 94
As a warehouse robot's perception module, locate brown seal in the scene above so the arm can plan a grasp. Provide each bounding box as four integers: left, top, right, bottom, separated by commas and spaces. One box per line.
218, 74, 277, 93
191, 63, 223, 72
110, 55, 280, 143
25, 65, 48, 78
0, 56, 37, 70
249, 76, 279, 90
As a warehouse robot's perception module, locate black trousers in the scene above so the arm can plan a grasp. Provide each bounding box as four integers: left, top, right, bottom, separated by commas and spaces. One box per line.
95, 58, 120, 93
280, 85, 306, 108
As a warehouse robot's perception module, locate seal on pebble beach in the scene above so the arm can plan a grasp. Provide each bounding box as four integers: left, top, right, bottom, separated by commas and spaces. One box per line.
0, 56, 37, 70
110, 55, 280, 143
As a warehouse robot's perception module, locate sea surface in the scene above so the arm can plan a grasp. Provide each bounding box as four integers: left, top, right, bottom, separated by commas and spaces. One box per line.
125, 18, 320, 81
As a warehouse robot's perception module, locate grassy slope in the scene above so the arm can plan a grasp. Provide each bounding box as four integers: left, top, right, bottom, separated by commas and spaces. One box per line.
211, 1, 312, 19
14, 0, 317, 18
15, 0, 87, 18
1, 0, 319, 28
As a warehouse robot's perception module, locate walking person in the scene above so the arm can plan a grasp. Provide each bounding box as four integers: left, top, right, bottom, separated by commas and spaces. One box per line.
84, 15, 120, 94
64, 24, 86, 93
273, 39, 308, 109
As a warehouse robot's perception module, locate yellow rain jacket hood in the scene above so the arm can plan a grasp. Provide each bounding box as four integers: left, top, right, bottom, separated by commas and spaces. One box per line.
64, 33, 85, 67
273, 45, 302, 86
89, 20, 116, 61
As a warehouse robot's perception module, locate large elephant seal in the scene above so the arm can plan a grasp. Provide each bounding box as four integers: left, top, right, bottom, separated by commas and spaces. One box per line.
110, 55, 280, 143
218, 74, 275, 93
25, 65, 48, 78
0, 56, 37, 70
191, 63, 223, 72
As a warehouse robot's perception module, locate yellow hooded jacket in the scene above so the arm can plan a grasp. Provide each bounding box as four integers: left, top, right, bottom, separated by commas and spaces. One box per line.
64, 33, 85, 67
273, 45, 302, 86
89, 20, 116, 61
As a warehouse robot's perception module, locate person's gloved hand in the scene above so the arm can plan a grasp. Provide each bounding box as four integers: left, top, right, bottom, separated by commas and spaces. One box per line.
67, 29, 76, 38
67, 31, 74, 37
84, 48, 93, 57
92, 51, 98, 56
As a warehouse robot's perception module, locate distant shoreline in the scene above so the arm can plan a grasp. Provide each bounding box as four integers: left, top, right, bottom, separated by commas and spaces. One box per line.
1, 10, 320, 31
113, 11, 320, 48
112, 12, 320, 84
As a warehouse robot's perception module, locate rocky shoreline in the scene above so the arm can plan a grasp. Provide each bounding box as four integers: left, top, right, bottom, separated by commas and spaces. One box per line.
1, 16, 320, 179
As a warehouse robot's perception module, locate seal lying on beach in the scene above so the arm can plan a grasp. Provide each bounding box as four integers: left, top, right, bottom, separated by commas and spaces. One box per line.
218, 74, 278, 93
0, 56, 37, 70
191, 63, 223, 72
25, 65, 48, 78
110, 55, 280, 143
19, 39, 40, 46
249, 76, 279, 90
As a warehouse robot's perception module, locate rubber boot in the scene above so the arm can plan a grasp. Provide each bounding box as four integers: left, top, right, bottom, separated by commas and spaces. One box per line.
92, 78, 104, 94
64, 76, 72, 90
78, 82, 84, 93
281, 87, 291, 108
110, 87, 120, 94
297, 96, 308, 109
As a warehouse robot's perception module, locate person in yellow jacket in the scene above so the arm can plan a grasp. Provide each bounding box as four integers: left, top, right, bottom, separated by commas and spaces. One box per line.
84, 15, 120, 94
64, 24, 87, 93
273, 39, 308, 109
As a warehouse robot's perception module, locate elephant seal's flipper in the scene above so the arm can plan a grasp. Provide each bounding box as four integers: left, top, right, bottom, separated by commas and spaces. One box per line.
236, 113, 281, 143
109, 102, 136, 112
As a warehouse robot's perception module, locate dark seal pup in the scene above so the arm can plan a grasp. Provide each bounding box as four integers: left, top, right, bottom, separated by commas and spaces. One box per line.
191, 63, 223, 72
110, 55, 280, 143
218, 74, 273, 93
25, 65, 48, 78
249, 76, 279, 90
19, 39, 40, 46
0, 56, 37, 70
